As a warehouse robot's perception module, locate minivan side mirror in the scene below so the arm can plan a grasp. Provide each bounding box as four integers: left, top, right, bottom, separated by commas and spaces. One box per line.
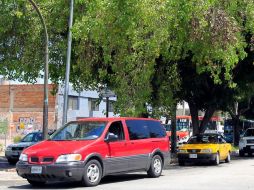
105, 133, 118, 143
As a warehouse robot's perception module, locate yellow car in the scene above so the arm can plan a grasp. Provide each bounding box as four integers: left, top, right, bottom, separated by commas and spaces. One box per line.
177, 133, 232, 166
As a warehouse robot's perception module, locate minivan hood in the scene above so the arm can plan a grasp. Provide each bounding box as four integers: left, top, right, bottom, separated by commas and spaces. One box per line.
23, 140, 95, 157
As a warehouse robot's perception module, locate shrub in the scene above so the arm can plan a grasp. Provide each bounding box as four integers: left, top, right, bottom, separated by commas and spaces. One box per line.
0, 143, 3, 152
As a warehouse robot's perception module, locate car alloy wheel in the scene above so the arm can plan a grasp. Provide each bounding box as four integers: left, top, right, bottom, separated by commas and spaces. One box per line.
214, 153, 220, 165
82, 159, 102, 187
87, 164, 100, 183
153, 158, 162, 174
147, 155, 163, 178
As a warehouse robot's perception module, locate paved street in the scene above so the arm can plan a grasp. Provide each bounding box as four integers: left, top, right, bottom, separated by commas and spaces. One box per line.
0, 156, 254, 190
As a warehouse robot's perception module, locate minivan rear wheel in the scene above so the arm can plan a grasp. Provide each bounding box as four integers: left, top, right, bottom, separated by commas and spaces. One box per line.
82, 159, 102, 187
147, 155, 163, 178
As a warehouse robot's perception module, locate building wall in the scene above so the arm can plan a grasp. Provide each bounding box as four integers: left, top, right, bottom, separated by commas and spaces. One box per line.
56, 85, 117, 128
0, 84, 57, 137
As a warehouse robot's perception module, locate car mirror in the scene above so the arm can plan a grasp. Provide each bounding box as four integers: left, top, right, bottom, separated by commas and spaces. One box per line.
105, 133, 118, 143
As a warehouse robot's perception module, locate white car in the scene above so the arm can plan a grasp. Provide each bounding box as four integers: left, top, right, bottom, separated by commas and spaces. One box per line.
239, 128, 254, 156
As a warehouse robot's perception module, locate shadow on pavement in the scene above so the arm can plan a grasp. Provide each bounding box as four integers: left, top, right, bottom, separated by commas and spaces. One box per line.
0, 156, 16, 171
165, 154, 254, 169
8, 174, 148, 189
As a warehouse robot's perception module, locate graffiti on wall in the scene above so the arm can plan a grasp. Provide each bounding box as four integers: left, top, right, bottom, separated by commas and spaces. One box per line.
16, 117, 41, 135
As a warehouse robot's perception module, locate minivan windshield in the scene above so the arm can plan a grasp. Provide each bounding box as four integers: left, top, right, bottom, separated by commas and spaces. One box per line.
50, 121, 107, 141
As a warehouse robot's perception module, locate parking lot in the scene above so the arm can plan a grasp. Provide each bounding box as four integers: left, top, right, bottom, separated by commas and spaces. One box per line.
0, 155, 253, 190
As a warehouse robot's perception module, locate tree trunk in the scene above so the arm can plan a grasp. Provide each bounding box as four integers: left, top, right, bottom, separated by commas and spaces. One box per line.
189, 102, 199, 135
170, 104, 177, 154
233, 116, 240, 146
199, 107, 216, 133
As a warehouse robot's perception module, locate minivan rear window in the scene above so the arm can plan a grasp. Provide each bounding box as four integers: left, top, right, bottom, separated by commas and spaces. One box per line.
126, 120, 166, 140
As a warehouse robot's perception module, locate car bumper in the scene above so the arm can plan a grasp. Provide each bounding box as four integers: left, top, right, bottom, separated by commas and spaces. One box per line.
177, 153, 217, 163
240, 145, 254, 153
16, 161, 85, 182
5, 150, 22, 161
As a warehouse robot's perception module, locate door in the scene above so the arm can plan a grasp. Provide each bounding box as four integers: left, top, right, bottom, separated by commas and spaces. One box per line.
125, 120, 151, 170
218, 136, 227, 159
104, 121, 129, 174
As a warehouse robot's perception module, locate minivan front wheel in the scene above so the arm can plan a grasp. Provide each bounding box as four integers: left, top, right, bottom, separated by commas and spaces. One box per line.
147, 155, 163, 178
82, 159, 102, 187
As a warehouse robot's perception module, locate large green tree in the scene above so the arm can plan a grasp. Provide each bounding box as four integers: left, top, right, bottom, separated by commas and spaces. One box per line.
1, 0, 254, 129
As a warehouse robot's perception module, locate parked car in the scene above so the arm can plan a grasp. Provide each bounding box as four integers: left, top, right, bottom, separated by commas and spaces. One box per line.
5, 132, 43, 164
16, 117, 170, 187
177, 133, 231, 166
239, 128, 254, 156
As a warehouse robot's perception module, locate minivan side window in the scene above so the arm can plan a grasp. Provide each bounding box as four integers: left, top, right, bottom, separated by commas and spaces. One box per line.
106, 121, 125, 141
126, 120, 150, 140
146, 121, 166, 138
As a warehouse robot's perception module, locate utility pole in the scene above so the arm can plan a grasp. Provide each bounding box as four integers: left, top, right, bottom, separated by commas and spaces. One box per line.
28, 0, 49, 140
62, 0, 74, 125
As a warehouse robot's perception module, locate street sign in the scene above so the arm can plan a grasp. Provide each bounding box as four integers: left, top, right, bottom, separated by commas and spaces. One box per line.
100, 88, 116, 98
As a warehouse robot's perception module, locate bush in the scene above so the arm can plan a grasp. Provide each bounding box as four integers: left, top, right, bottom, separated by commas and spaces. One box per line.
0, 143, 3, 152
13, 136, 22, 143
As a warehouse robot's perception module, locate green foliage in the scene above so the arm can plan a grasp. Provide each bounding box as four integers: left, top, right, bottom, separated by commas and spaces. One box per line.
1, 0, 254, 117
0, 120, 8, 134
13, 135, 22, 143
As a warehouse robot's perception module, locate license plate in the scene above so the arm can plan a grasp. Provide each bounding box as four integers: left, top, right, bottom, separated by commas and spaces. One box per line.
189, 154, 197, 158
31, 166, 42, 174
251, 146, 254, 149
12, 151, 19, 156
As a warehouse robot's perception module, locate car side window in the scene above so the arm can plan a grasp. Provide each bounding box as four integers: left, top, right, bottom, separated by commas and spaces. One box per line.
126, 120, 150, 140
34, 133, 43, 142
106, 121, 125, 141
146, 121, 166, 138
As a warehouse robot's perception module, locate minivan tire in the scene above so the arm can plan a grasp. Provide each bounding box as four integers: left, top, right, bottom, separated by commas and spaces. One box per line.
27, 179, 46, 186
82, 159, 102, 187
147, 155, 163, 178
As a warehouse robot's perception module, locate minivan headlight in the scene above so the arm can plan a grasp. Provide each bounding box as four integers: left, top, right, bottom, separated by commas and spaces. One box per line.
19, 154, 28, 162
55, 154, 82, 163
200, 149, 212, 153
178, 149, 187, 153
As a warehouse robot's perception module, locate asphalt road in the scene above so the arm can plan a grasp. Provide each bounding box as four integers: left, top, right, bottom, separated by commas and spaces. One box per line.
0, 156, 254, 190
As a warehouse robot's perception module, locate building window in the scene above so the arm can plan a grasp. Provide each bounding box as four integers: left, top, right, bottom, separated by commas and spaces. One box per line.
108, 101, 114, 112
103, 100, 115, 112
89, 98, 99, 111
68, 96, 79, 110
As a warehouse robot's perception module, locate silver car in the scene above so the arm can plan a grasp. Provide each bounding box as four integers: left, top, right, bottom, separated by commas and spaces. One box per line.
5, 132, 43, 164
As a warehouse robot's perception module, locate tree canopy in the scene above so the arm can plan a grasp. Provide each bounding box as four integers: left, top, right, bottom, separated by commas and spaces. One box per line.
1, 0, 254, 124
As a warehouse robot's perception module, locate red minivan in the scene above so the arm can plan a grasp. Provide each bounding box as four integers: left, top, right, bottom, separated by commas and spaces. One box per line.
16, 117, 170, 187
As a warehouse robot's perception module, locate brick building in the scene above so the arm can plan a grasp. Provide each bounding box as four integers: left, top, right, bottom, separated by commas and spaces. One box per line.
0, 84, 57, 137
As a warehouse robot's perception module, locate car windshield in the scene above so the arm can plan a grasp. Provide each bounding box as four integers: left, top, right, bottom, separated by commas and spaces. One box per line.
50, 121, 107, 141
244, 129, 254, 137
188, 134, 218, 144
21, 133, 36, 142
